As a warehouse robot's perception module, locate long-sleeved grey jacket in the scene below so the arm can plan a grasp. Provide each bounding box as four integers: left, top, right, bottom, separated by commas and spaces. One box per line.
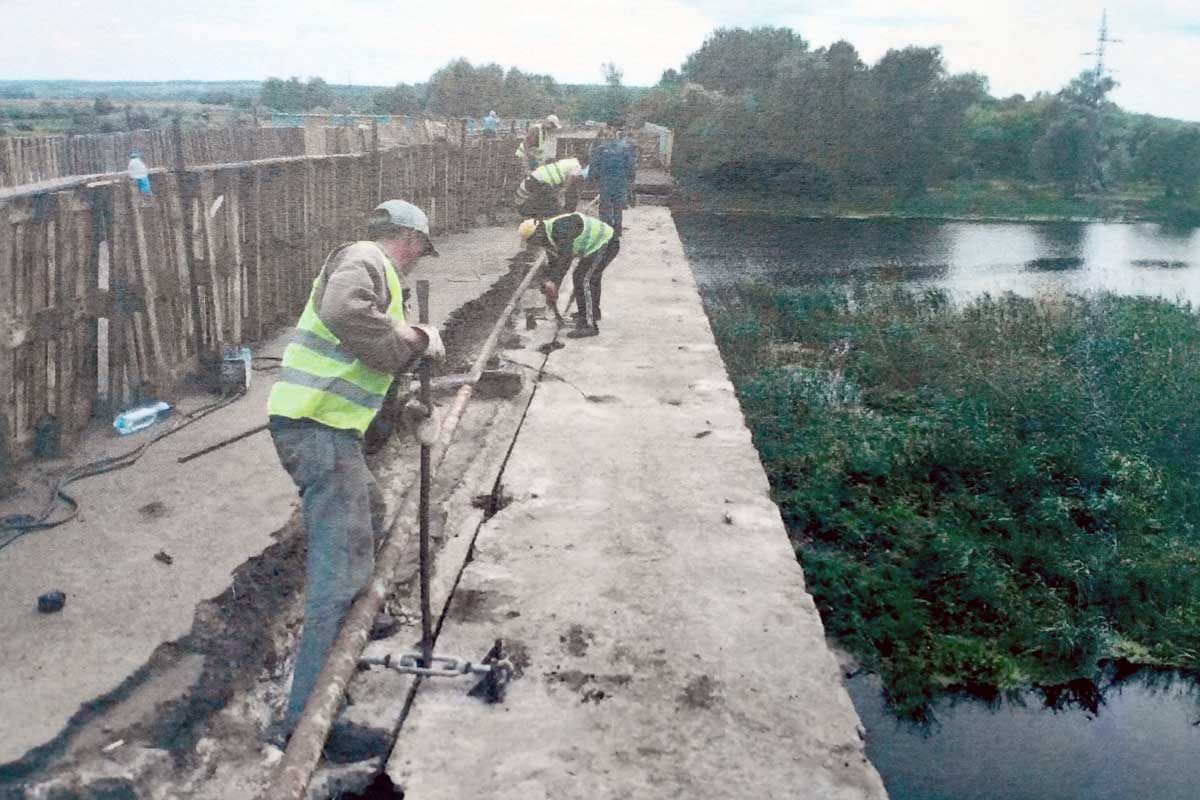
311, 241, 421, 375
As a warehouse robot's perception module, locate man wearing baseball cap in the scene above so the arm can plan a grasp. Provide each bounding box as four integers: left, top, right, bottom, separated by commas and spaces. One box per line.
266, 199, 444, 739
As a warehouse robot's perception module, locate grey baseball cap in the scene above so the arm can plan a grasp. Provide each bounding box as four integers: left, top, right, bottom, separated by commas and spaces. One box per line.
369, 199, 438, 256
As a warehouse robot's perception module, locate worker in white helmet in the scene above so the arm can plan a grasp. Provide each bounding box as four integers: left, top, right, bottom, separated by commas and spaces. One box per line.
266, 199, 445, 742
516, 113, 561, 170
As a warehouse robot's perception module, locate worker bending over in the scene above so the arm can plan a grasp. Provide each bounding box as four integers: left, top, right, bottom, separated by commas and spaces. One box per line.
516, 113, 561, 170
514, 156, 585, 219
520, 212, 619, 338
266, 199, 445, 738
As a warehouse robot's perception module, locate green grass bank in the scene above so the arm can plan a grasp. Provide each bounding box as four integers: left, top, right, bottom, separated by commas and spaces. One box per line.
710, 285, 1200, 716
681, 180, 1200, 227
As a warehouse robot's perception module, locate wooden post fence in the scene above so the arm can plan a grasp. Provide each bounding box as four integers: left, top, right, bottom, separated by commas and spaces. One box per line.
0, 131, 524, 453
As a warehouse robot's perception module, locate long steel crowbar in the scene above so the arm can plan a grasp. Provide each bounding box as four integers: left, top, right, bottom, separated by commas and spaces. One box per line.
362, 278, 513, 698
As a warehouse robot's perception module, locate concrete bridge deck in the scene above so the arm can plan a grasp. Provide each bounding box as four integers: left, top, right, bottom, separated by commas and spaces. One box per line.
388, 206, 886, 798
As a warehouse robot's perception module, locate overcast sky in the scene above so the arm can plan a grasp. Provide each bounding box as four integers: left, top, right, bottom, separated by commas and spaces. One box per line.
3, 0, 1198, 121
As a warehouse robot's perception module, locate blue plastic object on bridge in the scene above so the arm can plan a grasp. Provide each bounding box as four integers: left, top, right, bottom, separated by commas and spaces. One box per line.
113, 401, 173, 436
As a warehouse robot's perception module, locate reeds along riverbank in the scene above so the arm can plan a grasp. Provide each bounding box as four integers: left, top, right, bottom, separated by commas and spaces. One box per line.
709, 283, 1200, 717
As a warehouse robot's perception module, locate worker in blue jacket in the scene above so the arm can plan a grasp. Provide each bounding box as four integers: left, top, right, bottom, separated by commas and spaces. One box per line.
587, 127, 637, 236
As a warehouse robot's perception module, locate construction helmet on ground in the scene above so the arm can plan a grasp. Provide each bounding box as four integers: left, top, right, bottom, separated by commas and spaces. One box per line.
518, 218, 539, 240
370, 199, 438, 256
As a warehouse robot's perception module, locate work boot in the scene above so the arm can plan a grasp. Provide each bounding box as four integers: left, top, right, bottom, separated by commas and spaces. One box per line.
370, 613, 401, 641
566, 324, 599, 339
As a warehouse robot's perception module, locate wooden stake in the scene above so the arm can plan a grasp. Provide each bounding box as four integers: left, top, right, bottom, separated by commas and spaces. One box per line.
196, 174, 227, 349
126, 181, 169, 386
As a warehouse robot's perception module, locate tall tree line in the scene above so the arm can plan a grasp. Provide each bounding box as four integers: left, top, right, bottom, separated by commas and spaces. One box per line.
635, 26, 1200, 204
372, 59, 641, 121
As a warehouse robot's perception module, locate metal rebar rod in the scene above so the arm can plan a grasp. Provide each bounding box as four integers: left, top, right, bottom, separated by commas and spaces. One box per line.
267, 251, 545, 800
176, 423, 268, 464
416, 279, 434, 671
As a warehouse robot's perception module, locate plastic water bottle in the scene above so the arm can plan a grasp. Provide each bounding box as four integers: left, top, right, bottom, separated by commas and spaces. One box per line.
113, 401, 173, 436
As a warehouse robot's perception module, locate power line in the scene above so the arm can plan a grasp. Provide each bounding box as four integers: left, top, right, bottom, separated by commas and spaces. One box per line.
1078, 9, 1122, 188
1081, 8, 1121, 96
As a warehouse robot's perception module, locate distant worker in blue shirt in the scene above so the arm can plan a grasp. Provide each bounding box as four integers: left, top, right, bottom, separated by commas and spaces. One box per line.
587, 127, 637, 237
483, 110, 499, 137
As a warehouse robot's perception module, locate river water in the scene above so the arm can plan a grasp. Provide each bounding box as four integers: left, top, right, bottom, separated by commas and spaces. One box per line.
847, 671, 1200, 800
676, 211, 1200, 306
674, 209, 1200, 800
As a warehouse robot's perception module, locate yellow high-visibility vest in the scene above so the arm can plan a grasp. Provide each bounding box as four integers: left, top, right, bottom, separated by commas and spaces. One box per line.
532, 158, 580, 186
515, 125, 546, 164
543, 214, 614, 258
267, 243, 405, 433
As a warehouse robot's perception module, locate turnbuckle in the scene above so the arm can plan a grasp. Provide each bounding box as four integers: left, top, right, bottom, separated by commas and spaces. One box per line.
359, 638, 515, 702
363, 651, 514, 681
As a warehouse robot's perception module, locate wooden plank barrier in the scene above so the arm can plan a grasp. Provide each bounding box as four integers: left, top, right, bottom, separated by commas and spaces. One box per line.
0, 127, 307, 189
0, 133, 525, 452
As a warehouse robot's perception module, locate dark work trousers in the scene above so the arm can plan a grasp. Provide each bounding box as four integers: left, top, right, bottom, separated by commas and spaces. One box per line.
572, 238, 621, 327
597, 196, 625, 237
269, 416, 387, 732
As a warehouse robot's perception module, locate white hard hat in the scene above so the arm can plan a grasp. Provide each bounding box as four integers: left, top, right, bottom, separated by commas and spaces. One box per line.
545, 114, 561, 128
370, 200, 438, 256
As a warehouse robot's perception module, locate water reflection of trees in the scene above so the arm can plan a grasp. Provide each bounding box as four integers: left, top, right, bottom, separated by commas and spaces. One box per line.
1033, 223, 1086, 254
676, 212, 955, 284
889, 662, 1200, 732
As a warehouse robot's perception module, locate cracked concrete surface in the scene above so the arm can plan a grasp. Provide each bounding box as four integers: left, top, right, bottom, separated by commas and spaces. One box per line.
387, 207, 887, 799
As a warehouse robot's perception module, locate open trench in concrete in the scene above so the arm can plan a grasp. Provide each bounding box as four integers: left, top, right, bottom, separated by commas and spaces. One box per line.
3, 246, 557, 800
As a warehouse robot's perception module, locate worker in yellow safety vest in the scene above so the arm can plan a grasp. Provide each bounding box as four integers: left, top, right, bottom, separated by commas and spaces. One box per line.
515, 113, 561, 170
519, 212, 619, 338
514, 156, 585, 218
266, 199, 445, 741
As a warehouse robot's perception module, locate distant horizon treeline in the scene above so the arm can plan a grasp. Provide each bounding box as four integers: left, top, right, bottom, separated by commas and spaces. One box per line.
633, 27, 1200, 212
5, 28, 1199, 213
0, 69, 641, 138
0, 63, 647, 127
256, 62, 643, 124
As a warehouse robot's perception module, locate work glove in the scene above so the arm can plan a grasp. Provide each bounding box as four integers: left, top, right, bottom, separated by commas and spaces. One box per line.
401, 398, 440, 447
412, 324, 446, 362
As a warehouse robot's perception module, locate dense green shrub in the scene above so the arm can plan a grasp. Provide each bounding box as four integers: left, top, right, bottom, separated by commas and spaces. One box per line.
712, 286, 1200, 716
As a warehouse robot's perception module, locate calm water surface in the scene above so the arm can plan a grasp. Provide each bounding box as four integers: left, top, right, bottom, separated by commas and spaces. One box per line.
676, 212, 1200, 306
848, 671, 1200, 800
675, 210, 1200, 800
